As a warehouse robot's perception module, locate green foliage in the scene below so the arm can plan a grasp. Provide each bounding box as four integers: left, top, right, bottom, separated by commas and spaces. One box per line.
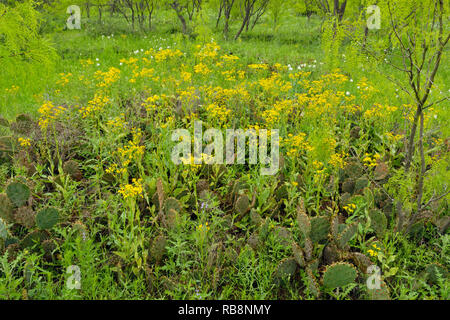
0, 0, 56, 67
6, 181, 30, 207
322, 262, 357, 289
35, 208, 59, 230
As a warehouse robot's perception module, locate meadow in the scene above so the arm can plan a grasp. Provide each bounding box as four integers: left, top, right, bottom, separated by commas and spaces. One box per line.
0, 1, 449, 300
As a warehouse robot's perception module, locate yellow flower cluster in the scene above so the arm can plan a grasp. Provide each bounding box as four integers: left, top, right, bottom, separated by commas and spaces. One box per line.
197, 221, 210, 232
105, 163, 128, 176
194, 63, 211, 75
38, 101, 66, 129
142, 94, 162, 113
357, 77, 379, 100
106, 114, 126, 131
363, 153, 381, 167
79, 94, 110, 118
196, 42, 220, 60
258, 72, 292, 93
329, 152, 347, 169
283, 133, 313, 157
80, 58, 94, 67
262, 99, 295, 125
120, 57, 139, 65
94, 67, 121, 87
385, 132, 403, 143
248, 63, 268, 70
205, 103, 231, 123
343, 203, 356, 213
221, 54, 239, 62
106, 129, 145, 178
180, 70, 192, 82
132, 67, 155, 80
312, 160, 326, 182
118, 178, 144, 199
364, 103, 398, 119
18, 137, 31, 147
5, 85, 19, 95
154, 48, 183, 63
56, 73, 73, 87
117, 129, 145, 167
367, 243, 381, 257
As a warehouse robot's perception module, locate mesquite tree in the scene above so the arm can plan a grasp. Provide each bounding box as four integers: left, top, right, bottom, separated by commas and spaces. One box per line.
326, 0, 449, 229
0, 0, 55, 64
234, 0, 269, 40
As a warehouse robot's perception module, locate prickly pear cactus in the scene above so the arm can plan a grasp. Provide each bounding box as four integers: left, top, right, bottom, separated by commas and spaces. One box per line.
164, 197, 181, 214
63, 160, 83, 181
35, 208, 59, 230
367, 280, 390, 300
149, 234, 167, 264
15, 206, 36, 229
6, 181, 31, 207
0, 193, 14, 222
274, 257, 297, 284
20, 230, 49, 248
305, 266, 320, 298
292, 241, 305, 267
235, 194, 250, 215
369, 209, 387, 238
0, 217, 8, 240
322, 262, 357, 289
0, 136, 15, 154
250, 209, 263, 227
10, 114, 34, 135
309, 216, 330, 243
336, 222, 358, 249
297, 199, 310, 238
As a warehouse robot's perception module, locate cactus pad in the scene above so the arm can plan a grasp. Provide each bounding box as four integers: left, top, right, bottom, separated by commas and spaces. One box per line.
0, 193, 14, 223
336, 222, 358, 249
310, 216, 330, 243
306, 266, 320, 298
15, 206, 36, 229
0, 117, 9, 127
63, 160, 83, 181
164, 197, 182, 214
6, 181, 31, 207
150, 234, 167, 264
292, 242, 305, 267
274, 257, 297, 282
20, 230, 49, 248
322, 262, 357, 289
0, 217, 8, 240
369, 209, 387, 238
374, 162, 389, 181
350, 252, 372, 273
35, 208, 59, 230
297, 199, 310, 238
250, 209, 263, 226
235, 194, 250, 215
